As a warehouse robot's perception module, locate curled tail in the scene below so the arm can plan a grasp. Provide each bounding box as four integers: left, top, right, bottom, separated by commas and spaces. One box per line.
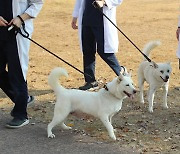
48, 67, 68, 92
142, 40, 161, 61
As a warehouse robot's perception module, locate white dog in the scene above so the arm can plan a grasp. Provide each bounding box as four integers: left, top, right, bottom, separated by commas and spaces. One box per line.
47, 67, 136, 140
138, 41, 172, 113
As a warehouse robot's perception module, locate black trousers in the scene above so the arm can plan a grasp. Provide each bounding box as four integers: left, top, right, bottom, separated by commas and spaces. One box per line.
0, 36, 28, 119
82, 26, 121, 82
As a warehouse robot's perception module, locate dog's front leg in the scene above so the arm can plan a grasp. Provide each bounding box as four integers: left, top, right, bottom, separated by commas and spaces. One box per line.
139, 80, 145, 104
100, 116, 116, 140
47, 111, 69, 138
162, 84, 169, 109
109, 114, 117, 132
148, 86, 156, 113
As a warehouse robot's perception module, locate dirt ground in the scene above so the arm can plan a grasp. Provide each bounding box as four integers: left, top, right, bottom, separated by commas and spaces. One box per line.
0, 0, 180, 153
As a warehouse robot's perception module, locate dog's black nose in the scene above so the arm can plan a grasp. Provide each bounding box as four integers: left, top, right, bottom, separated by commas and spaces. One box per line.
166, 76, 169, 80
133, 90, 137, 94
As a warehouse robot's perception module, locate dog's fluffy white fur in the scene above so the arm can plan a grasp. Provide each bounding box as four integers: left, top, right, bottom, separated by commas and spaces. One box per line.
138, 41, 172, 113
47, 67, 136, 140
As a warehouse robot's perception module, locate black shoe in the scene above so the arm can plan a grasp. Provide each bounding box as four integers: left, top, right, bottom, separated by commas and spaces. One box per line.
27, 95, 35, 107
79, 81, 98, 90
6, 118, 29, 129
10, 96, 35, 117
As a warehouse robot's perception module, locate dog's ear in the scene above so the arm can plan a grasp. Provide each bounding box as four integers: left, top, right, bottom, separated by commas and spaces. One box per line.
117, 74, 123, 83
121, 66, 130, 76
167, 61, 171, 65
127, 71, 132, 77
126, 69, 132, 77
151, 61, 158, 69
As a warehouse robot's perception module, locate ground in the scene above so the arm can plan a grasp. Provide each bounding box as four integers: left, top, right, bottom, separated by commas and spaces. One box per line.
0, 0, 179, 153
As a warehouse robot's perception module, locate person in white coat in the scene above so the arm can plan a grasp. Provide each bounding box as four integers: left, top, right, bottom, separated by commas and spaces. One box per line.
176, 15, 180, 61
0, 0, 43, 128
72, 0, 123, 90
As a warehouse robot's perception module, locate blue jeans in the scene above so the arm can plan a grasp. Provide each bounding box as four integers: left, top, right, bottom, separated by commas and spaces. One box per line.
82, 26, 121, 82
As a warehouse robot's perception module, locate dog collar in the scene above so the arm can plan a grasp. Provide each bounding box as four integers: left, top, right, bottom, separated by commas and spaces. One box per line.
103, 84, 122, 99
104, 85, 109, 91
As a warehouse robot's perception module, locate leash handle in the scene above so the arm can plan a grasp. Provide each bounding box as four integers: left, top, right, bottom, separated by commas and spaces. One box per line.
7, 16, 29, 38
17, 15, 30, 38
92, 1, 151, 63
92, 1, 102, 9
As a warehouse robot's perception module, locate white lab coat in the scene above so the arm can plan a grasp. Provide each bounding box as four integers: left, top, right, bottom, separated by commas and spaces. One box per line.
12, 0, 43, 80
72, 0, 123, 53
177, 15, 180, 58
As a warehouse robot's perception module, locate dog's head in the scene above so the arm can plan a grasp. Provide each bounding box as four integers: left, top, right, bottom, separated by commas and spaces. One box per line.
108, 69, 136, 99
151, 61, 172, 82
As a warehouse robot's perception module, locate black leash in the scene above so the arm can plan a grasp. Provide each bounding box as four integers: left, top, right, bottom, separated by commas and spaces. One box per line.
92, 1, 152, 62
9, 15, 92, 79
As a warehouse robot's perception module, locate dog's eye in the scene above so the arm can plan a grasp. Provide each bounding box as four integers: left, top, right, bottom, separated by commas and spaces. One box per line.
126, 84, 129, 86
160, 70, 164, 74
167, 70, 169, 73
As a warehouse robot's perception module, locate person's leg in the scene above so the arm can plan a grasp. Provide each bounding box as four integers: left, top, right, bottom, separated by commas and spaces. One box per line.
0, 40, 34, 120
0, 41, 15, 102
82, 26, 96, 83
93, 27, 121, 76
99, 53, 121, 76
78, 26, 98, 90
5, 37, 28, 121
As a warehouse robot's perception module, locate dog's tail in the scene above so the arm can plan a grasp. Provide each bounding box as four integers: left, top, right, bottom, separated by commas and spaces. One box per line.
142, 40, 161, 61
48, 67, 68, 92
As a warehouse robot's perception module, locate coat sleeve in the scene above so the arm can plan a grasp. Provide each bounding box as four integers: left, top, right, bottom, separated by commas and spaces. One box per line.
105, 0, 123, 9
72, 0, 81, 17
25, 0, 43, 18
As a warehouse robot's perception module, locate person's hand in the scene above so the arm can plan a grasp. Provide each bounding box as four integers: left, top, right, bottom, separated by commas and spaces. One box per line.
0, 16, 8, 26
95, 0, 105, 8
71, 17, 78, 29
176, 27, 180, 41
8, 16, 23, 28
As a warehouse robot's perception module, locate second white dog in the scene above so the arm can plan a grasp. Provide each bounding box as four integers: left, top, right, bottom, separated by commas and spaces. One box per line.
47, 67, 136, 140
138, 41, 172, 113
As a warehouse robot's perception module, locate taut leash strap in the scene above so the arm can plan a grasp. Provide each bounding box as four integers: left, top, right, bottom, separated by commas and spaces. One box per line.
92, 1, 152, 63
8, 18, 92, 79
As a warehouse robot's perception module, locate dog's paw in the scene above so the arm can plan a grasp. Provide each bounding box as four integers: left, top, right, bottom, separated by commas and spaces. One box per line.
140, 99, 145, 104
163, 105, 169, 109
140, 101, 145, 104
110, 134, 116, 140
48, 133, 55, 138
148, 107, 153, 113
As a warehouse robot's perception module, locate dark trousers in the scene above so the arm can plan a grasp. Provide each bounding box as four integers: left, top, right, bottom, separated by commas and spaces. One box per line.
82, 26, 121, 82
0, 37, 28, 119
